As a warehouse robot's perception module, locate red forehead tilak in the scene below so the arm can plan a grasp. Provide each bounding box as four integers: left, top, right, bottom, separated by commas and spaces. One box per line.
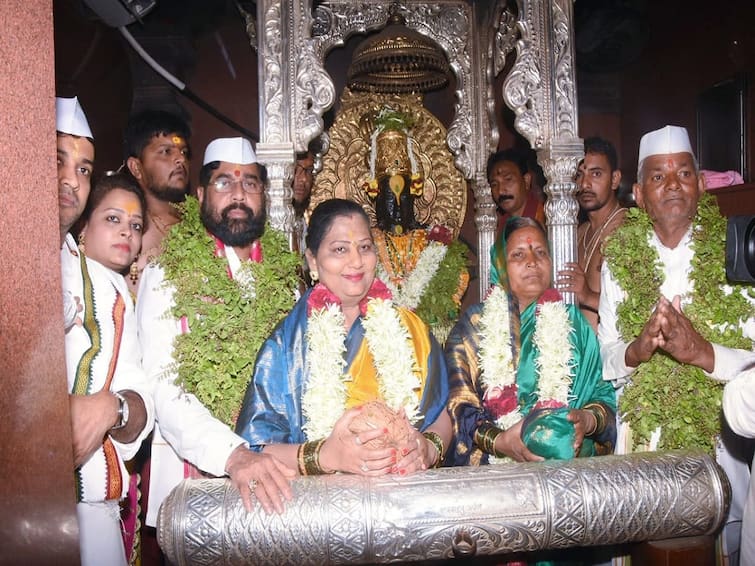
667, 158, 674, 168
526, 236, 532, 244
234, 169, 241, 177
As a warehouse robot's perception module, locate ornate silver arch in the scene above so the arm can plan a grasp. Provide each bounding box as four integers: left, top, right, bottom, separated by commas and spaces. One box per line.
255, 0, 583, 302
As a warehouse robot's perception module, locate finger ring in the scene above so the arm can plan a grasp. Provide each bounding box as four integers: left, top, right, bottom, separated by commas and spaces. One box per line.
248, 479, 257, 492
354, 436, 362, 446
360, 461, 369, 473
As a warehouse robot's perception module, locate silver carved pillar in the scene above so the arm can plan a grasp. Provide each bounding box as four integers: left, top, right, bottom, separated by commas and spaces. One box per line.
158, 451, 729, 565
257, 0, 295, 240
258, 0, 338, 242
502, 0, 583, 304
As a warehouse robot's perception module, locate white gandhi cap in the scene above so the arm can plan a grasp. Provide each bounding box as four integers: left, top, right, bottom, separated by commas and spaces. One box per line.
55, 96, 93, 139
638, 124, 694, 164
203, 137, 257, 165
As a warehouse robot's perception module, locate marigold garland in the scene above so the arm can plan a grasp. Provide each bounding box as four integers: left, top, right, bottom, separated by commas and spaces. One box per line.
603, 192, 755, 453
158, 196, 301, 426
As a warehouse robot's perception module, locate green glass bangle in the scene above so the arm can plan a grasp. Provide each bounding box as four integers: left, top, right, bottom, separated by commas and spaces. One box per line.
423, 431, 444, 468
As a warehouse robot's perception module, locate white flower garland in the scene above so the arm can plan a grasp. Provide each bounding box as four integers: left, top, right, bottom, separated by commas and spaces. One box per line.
478, 287, 575, 434
533, 301, 575, 404
302, 298, 422, 440
377, 242, 448, 310
477, 286, 521, 430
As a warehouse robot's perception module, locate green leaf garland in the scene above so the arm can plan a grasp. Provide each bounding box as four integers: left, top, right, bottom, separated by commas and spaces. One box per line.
603, 192, 754, 453
416, 239, 469, 328
158, 196, 301, 426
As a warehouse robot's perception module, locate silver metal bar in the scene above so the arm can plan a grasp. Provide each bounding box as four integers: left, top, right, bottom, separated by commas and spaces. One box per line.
158, 450, 729, 565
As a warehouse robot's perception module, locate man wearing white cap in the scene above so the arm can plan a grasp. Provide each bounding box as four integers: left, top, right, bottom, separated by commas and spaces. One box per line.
136, 137, 300, 536
57, 97, 155, 565
57, 96, 95, 247
598, 125, 755, 564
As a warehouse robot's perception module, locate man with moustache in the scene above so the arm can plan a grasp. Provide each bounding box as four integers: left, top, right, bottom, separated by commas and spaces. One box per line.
57, 96, 154, 565
123, 109, 191, 293
487, 148, 545, 285
599, 125, 755, 565
557, 137, 625, 330
292, 148, 315, 253
137, 138, 299, 539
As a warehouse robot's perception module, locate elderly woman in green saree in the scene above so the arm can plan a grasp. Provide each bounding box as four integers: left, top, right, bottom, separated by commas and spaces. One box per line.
446, 217, 616, 466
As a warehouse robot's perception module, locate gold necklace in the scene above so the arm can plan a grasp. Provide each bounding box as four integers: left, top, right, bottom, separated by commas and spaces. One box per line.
581, 203, 624, 270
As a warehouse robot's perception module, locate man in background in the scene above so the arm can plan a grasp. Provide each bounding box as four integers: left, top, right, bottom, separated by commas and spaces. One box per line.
487, 148, 545, 285
123, 109, 192, 293
558, 136, 625, 330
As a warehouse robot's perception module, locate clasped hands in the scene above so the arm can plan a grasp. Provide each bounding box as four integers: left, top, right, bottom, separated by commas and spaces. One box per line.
627, 295, 714, 372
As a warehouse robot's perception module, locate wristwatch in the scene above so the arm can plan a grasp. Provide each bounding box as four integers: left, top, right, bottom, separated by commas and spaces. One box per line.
111, 391, 130, 430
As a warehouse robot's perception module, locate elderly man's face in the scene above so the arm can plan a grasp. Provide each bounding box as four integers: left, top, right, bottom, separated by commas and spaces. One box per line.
633, 152, 704, 227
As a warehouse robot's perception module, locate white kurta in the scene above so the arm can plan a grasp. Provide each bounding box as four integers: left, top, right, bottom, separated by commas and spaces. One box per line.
598, 228, 755, 563
136, 245, 250, 527
723, 367, 755, 566
61, 234, 155, 564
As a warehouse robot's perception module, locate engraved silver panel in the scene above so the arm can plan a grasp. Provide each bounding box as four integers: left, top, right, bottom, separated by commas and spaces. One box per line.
158, 451, 730, 565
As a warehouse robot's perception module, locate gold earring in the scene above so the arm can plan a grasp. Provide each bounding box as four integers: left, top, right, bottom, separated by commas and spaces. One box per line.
129, 259, 140, 284
310, 270, 319, 281
77, 232, 86, 254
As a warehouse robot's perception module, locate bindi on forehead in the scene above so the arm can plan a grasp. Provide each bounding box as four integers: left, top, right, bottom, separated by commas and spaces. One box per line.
172, 135, 184, 145
526, 236, 532, 244
667, 157, 674, 168
234, 169, 241, 177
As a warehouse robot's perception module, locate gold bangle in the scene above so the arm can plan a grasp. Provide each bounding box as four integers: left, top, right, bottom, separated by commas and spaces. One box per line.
422, 431, 444, 468
302, 440, 321, 475
313, 438, 334, 474
475, 423, 505, 457
582, 403, 608, 437
301, 438, 333, 475
297, 443, 307, 476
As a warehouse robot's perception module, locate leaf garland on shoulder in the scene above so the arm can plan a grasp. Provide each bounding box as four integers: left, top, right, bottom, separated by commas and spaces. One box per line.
158, 196, 301, 426
416, 239, 470, 328
603, 192, 755, 452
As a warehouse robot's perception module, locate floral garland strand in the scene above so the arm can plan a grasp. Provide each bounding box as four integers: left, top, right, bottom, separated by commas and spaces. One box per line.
603, 192, 755, 452
377, 242, 448, 310
478, 287, 574, 440
302, 304, 349, 440
302, 280, 422, 440
158, 196, 301, 426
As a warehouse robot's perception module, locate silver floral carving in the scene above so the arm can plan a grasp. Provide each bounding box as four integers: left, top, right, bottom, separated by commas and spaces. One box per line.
493, 2, 518, 76
260, 1, 286, 144
158, 451, 730, 565
293, 1, 336, 153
